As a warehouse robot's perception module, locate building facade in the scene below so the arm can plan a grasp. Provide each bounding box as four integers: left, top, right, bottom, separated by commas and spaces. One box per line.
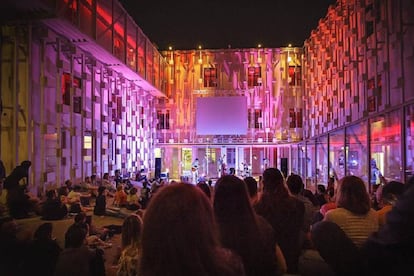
1, 0, 167, 193
302, 0, 414, 189
1, 0, 413, 193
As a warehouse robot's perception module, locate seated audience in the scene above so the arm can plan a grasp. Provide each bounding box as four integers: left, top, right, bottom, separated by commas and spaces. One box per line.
139, 182, 245, 275
93, 186, 107, 216
63, 179, 73, 192
287, 173, 319, 249
117, 214, 143, 275
7, 183, 40, 219
73, 212, 110, 246
362, 177, 414, 276
0, 217, 31, 275
311, 220, 367, 276
101, 173, 116, 192
113, 184, 128, 207
214, 175, 286, 276
55, 223, 105, 276
138, 181, 151, 209
315, 184, 328, 207
375, 180, 404, 228
66, 185, 85, 214
244, 176, 259, 204
41, 189, 68, 220
253, 168, 305, 274
324, 175, 378, 248
196, 181, 211, 200
126, 187, 141, 211
22, 222, 62, 276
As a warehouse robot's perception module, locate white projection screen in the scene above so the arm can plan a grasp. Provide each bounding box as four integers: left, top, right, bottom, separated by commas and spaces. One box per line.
196, 96, 248, 135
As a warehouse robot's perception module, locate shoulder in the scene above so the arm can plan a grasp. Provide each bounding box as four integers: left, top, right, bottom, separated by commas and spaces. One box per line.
216, 248, 246, 276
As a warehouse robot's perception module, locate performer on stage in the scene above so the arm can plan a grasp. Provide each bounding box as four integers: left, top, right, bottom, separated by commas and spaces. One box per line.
191, 158, 199, 184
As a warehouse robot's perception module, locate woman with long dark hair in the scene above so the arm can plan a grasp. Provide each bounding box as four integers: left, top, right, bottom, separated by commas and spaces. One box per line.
214, 175, 286, 276
139, 182, 245, 276
254, 168, 305, 274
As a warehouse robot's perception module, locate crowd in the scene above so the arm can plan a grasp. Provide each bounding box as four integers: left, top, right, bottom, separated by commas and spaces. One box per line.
0, 161, 413, 275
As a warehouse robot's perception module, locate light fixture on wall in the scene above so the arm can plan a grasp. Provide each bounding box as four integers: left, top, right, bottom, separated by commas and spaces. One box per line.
257, 43, 262, 64
168, 46, 174, 65
198, 45, 203, 64
287, 43, 292, 63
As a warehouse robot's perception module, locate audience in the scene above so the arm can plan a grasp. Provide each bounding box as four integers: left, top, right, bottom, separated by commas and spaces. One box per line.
138, 181, 151, 209
117, 214, 143, 275
73, 212, 110, 247
113, 184, 128, 208
253, 168, 305, 274
41, 189, 68, 220
244, 176, 260, 204
126, 187, 141, 211
0, 217, 31, 275
287, 173, 318, 249
102, 173, 116, 194
66, 185, 85, 214
94, 186, 108, 216
315, 184, 328, 207
55, 223, 105, 276
22, 222, 62, 276
196, 181, 211, 200
311, 220, 367, 276
214, 175, 286, 276
139, 182, 245, 276
324, 175, 378, 248
362, 177, 414, 276
375, 180, 405, 228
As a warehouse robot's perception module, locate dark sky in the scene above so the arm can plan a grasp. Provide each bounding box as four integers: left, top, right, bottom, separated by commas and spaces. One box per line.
119, 0, 337, 50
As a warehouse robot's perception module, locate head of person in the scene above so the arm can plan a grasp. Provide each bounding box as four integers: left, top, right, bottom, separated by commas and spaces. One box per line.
378, 181, 405, 206
244, 176, 258, 199
73, 185, 81, 192
64, 224, 87, 248
21, 160, 31, 169
262, 167, 288, 197
286, 174, 304, 195
196, 181, 211, 199
130, 187, 137, 195
140, 182, 221, 275
213, 175, 257, 250
214, 175, 253, 221
98, 186, 106, 196
46, 189, 57, 200
121, 214, 143, 249
336, 175, 371, 215
74, 211, 87, 224
34, 222, 53, 241
103, 173, 109, 180
317, 184, 326, 194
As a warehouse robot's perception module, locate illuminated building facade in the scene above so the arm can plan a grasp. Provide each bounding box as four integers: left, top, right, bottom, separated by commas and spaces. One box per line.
0, 0, 413, 193
302, 0, 414, 189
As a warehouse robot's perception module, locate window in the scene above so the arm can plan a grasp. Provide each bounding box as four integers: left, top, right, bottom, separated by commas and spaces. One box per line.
157, 110, 170, 130
288, 66, 301, 86
62, 72, 81, 106
289, 108, 296, 128
248, 66, 261, 87
249, 109, 262, 129
203, 67, 217, 87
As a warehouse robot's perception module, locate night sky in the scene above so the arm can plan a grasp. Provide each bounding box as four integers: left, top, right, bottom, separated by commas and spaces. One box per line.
119, 0, 337, 50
